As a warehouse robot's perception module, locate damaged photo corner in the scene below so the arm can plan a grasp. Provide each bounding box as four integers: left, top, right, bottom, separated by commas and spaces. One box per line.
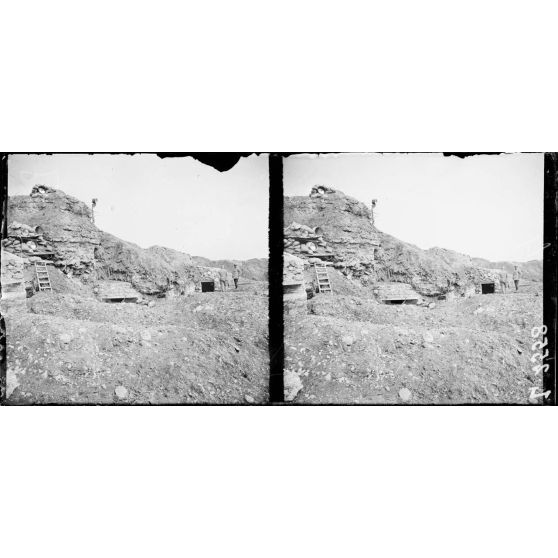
0, 153, 270, 405
282, 152, 556, 405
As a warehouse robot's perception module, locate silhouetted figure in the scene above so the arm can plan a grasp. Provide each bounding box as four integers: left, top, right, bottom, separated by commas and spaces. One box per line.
512, 265, 521, 291
233, 264, 241, 289
91, 198, 98, 224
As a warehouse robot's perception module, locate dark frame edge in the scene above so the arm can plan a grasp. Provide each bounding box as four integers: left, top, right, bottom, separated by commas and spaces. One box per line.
0, 153, 8, 404
268, 154, 284, 402
543, 153, 557, 405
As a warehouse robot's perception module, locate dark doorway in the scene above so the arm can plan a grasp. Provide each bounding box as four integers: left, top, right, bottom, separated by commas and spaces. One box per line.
201, 281, 215, 293
481, 283, 495, 294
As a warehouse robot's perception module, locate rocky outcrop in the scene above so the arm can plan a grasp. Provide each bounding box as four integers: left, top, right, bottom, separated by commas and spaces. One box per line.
95, 233, 198, 295
7, 185, 101, 274
284, 186, 380, 280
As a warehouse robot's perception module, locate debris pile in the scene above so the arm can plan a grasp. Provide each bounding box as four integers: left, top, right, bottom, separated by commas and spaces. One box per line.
0, 250, 27, 310
8, 185, 100, 275
283, 252, 306, 284
2, 222, 55, 263
283, 222, 333, 261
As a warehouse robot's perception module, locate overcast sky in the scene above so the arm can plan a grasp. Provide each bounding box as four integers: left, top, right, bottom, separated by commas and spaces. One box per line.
284, 153, 544, 262
8, 154, 269, 260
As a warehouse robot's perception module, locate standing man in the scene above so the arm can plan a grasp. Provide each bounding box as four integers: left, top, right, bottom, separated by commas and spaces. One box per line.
232, 264, 241, 289
498, 267, 509, 294
218, 268, 228, 292
370, 199, 377, 226
512, 265, 521, 292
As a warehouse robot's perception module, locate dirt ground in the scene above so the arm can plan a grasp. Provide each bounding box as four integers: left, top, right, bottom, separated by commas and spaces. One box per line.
285, 282, 544, 404
4, 280, 268, 404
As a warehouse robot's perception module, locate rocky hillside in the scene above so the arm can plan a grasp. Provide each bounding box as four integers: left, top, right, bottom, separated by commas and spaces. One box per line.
2, 185, 269, 405
192, 256, 268, 281
5, 186, 263, 296
285, 186, 542, 298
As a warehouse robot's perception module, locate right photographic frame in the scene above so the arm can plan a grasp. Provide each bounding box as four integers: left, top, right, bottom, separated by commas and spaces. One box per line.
282, 152, 557, 405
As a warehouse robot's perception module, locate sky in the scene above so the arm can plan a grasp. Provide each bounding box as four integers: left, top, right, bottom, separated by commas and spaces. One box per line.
8, 154, 269, 260
284, 153, 544, 262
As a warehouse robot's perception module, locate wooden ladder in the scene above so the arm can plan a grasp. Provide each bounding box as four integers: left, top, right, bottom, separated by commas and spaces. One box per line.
314, 262, 332, 294
35, 262, 52, 292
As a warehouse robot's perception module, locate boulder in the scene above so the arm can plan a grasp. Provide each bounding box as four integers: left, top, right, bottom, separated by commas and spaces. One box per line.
284, 369, 303, 402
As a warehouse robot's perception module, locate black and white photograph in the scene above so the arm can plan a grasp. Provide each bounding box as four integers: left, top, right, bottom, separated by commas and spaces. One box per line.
1, 153, 269, 404
3, 4, 558, 558
283, 152, 546, 404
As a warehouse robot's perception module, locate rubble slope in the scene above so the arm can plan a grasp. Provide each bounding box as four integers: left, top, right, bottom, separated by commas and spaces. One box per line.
285, 289, 543, 404
5, 285, 269, 405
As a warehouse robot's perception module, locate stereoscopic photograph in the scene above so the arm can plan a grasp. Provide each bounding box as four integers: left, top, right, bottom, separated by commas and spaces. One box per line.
1, 153, 269, 404
282, 153, 546, 404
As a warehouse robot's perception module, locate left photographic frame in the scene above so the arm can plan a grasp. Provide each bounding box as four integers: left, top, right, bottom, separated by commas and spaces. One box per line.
0, 153, 270, 405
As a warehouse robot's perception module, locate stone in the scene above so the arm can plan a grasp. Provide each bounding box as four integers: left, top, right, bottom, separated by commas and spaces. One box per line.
324, 373, 332, 381
244, 395, 255, 404
341, 335, 354, 346
6, 367, 21, 398
59, 333, 73, 344
399, 388, 412, 402
422, 331, 434, 344
428, 303, 436, 309
140, 330, 151, 341
284, 369, 303, 402
115, 386, 128, 400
